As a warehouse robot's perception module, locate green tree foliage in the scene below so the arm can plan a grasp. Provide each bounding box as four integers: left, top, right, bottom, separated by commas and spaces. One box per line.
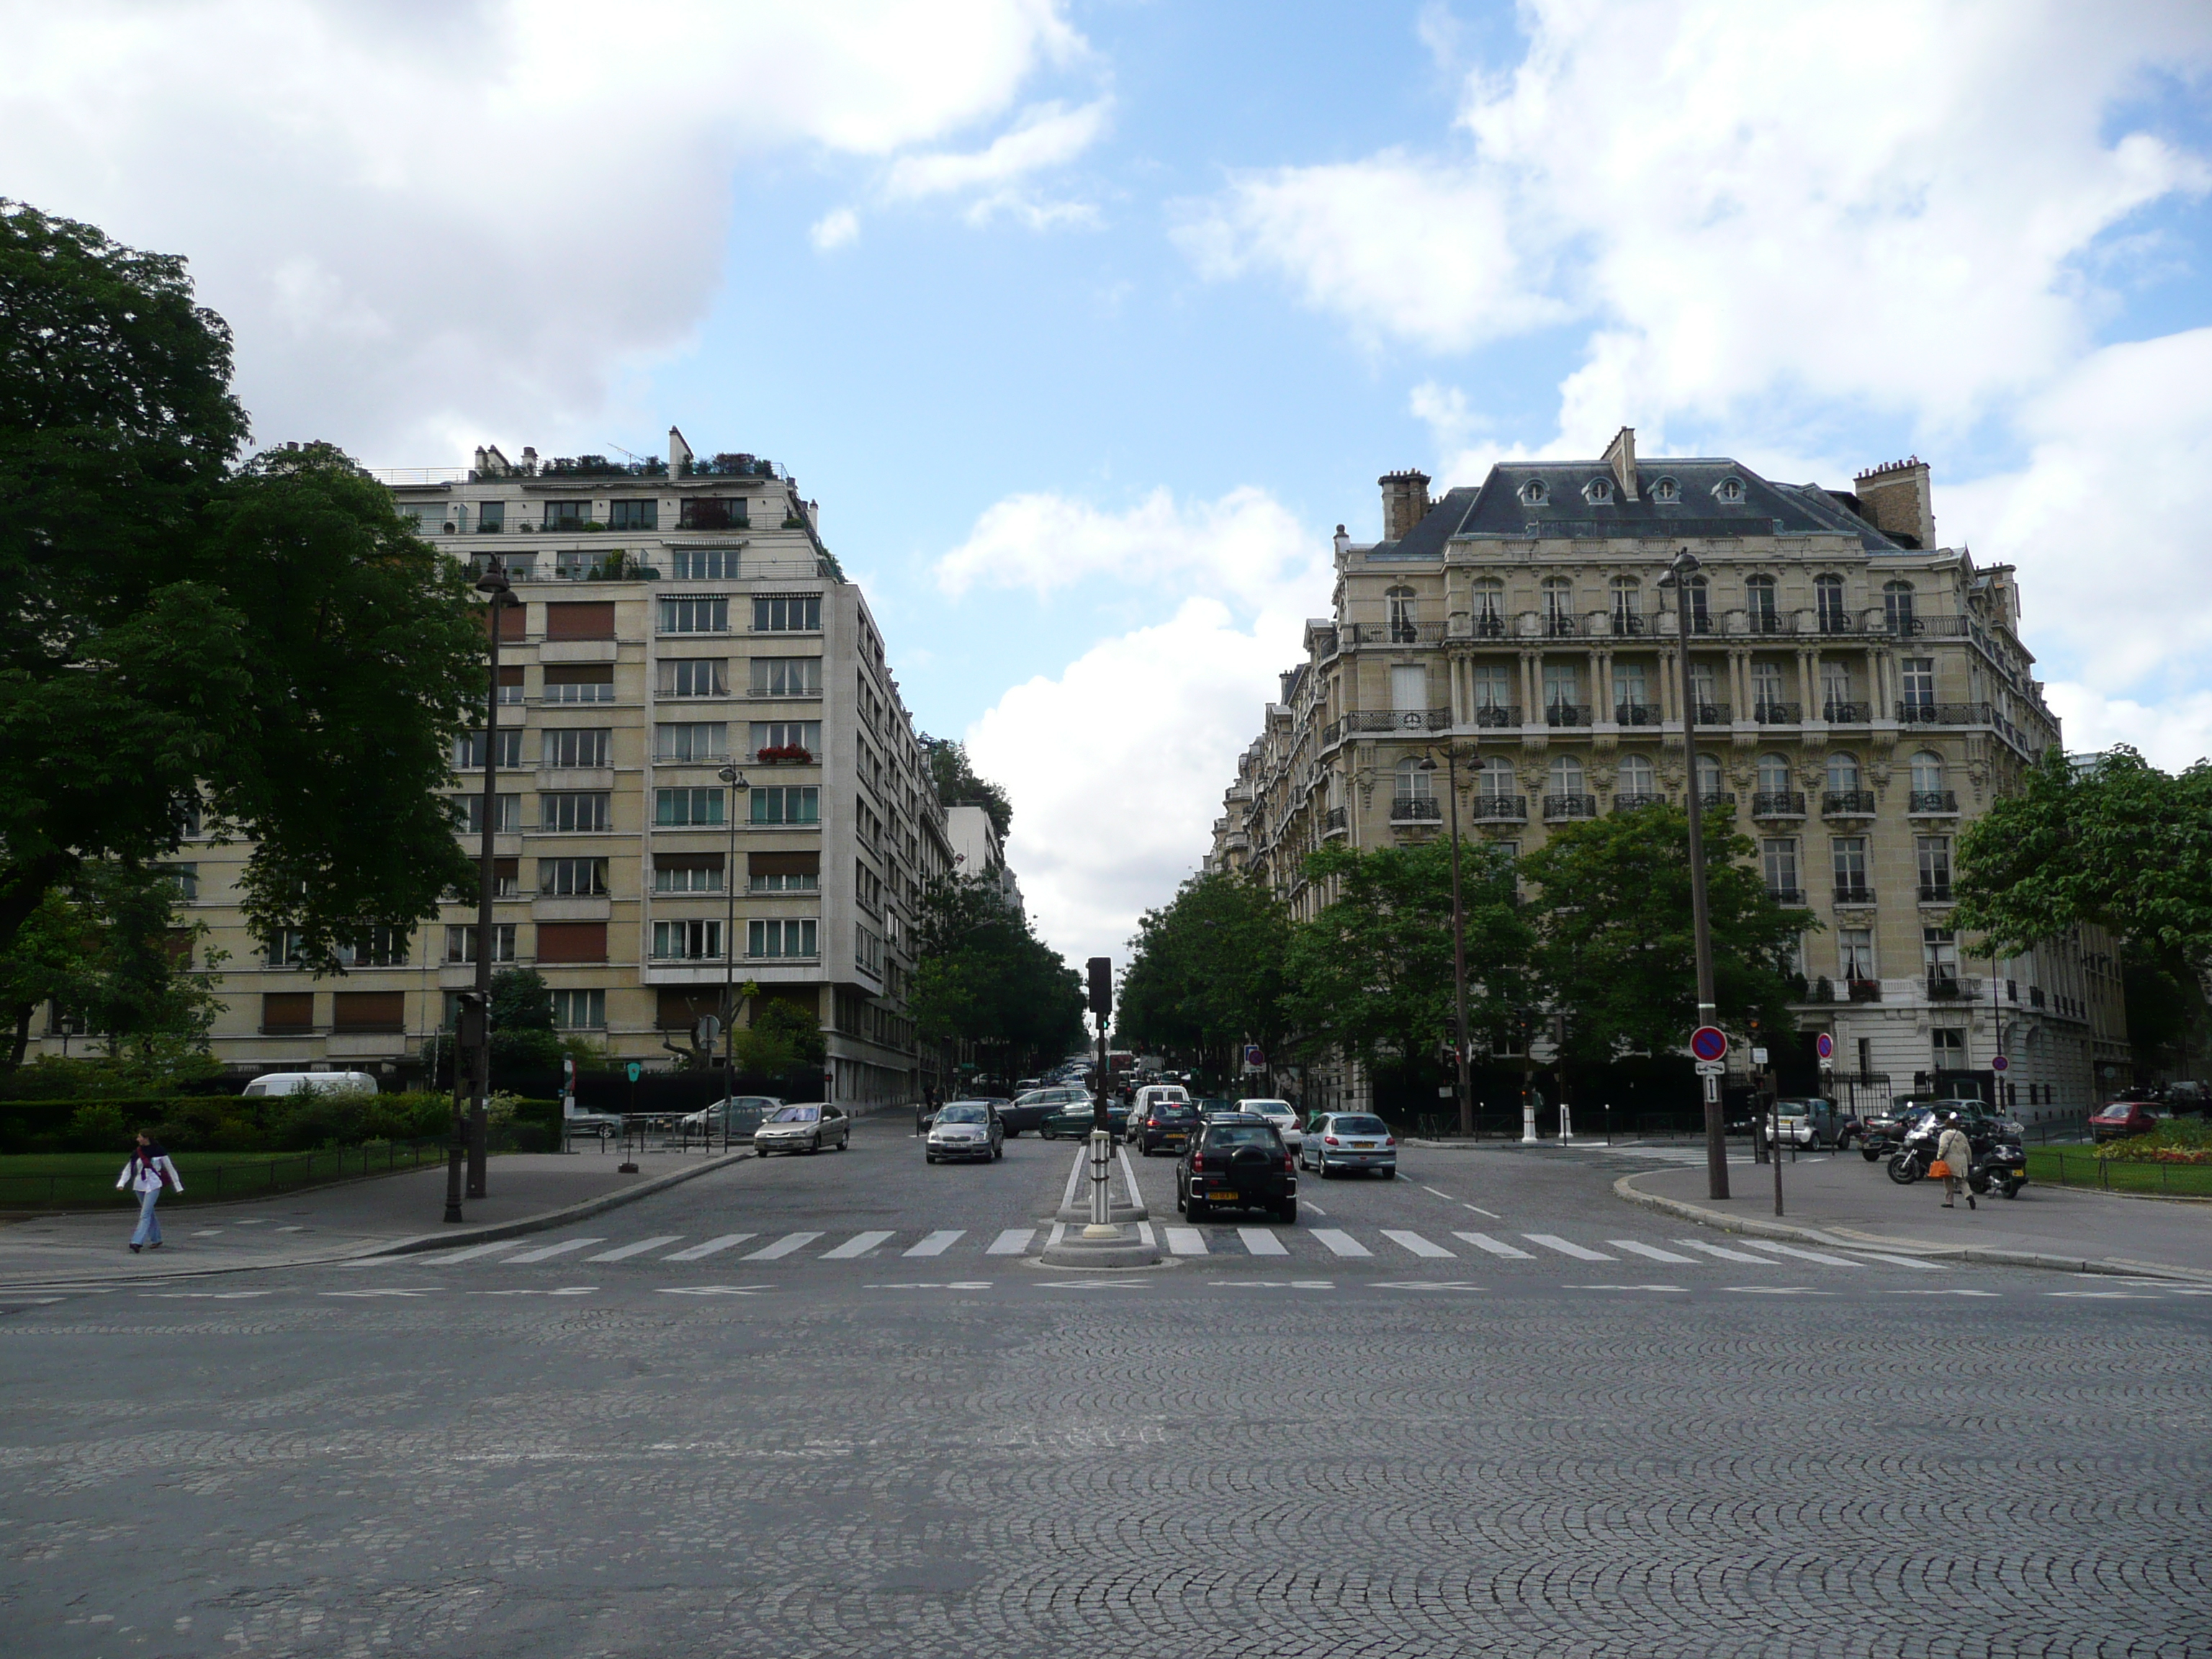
487, 966, 562, 1074
1285, 840, 1535, 1075
1118, 872, 1292, 1071
910, 874, 1084, 1065
735, 994, 829, 1076
1954, 747, 2212, 987
1517, 806, 1807, 1060
0, 201, 482, 975
920, 735, 1012, 840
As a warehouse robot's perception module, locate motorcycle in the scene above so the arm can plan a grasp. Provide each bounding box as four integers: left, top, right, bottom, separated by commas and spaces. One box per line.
1887, 1120, 2027, 1198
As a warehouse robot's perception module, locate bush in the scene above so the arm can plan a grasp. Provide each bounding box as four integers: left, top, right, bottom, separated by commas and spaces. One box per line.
2100, 1117, 2212, 1164
68, 1102, 129, 1147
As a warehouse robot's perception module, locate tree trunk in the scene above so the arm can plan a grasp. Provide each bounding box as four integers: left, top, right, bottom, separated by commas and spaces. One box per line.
7, 1002, 30, 1070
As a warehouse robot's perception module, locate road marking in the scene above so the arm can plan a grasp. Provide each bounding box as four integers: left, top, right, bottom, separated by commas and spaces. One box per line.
1722, 1286, 1833, 1295
663, 1233, 755, 1262
1887, 1288, 2000, 1297
1037, 1280, 1150, 1290
1133, 1220, 1157, 1246
140, 1290, 274, 1299
743, 1232, 822, 1261
1310, 1229, 1372, 1258
1421, 1185, 1455, 1200
386, 1241, 525, 1265
1739, 1241, 1864, 1269
821, 1231, 896, 1260
866, 1282, 991, 1291
1117, 1145, 1145, 1208
1524, 1233, 1615, 1262
1238, 1228, 1290, 1256
1453, 1231, 1534, 1259
2049, 1290, 2154, 1299
1610, 1240, 1699, 1264
904, 1230, 965, 1257
1567, 1283, 1686, 1292
1371, 1280, 1484, 1291
984, 1228, 1035, 1256
1460, 1202, 1502, 1219
469, 1285, 595, 1296
1163, 1226, 1208, 1256
1059, 1149, 1087, 1212
1301, 1200, 1327, 1216
1382, 1229, 1455, 1259
503, 1238, 604, 1264
275, 1226, 306, 1233
1210, 1280, 1332, 1289
321, 1288, 436, 1298
1670, 1238, 1779, 1265
1840, 1249, 1947, 1271
585, 1236, 682, 1262
657, 1285, 769, 1296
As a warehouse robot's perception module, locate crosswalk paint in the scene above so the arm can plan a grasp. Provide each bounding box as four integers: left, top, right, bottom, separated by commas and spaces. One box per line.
1238, 1227, 1290, 1256
984, 1228, 1035, 1256
1524, 1233, 1615, 1262
1671, 1238, 1779, 1265
1381, 1229, 1455, 1259
1840, 1249, 1947, 1271
821, 1231, 895, 1260
409, 1240, 523, 1266
586, 1236, 681, 1262
903, 1230, 965, 1257
744, 1232, 823, 1261
1311, 1229, 1372, 1258
662, 1233, 755, 1262
1454, 1231, 1534, 1259
1609, 1239, 1699, 1264
504, 1237, 603, 1264
1164, 1226, 1208, 1256
1740, 1240, 1865, 1269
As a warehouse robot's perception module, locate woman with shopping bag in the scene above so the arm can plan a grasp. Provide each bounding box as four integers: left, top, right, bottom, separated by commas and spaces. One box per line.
116, 1132, 184, 1252
1932, 1113, 1975, 1211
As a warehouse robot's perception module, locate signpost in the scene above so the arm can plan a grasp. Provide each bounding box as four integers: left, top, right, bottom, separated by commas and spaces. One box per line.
1990, 1053, 2010, 1072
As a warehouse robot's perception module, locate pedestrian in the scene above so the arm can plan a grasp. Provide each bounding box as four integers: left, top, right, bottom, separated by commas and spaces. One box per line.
1934, 1112, 1975, 1211
116, 1131, 183, 1252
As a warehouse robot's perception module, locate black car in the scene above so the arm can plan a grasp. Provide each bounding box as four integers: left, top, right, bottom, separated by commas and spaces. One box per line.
1176, 1118, 1297, 1223
1040, 1100, 1130, 1139
1129, 1100, 1200, 1156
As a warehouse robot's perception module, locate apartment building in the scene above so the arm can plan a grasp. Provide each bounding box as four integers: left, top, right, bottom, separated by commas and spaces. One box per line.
30, 428, 950, 1105
1209, 431, 2128, 1118
945, 804, 1024, 919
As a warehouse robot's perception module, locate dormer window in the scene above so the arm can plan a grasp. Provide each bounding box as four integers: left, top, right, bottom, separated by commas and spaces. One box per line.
1713, 476, 1745, 505
1583, 477, 1613, 505
1520, 478, 1547, 506
1653, 477, 1678, 503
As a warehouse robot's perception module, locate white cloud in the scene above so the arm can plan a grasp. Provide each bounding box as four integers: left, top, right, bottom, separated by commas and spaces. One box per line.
809, 207, 862, 251
0, 0, 1086, 459
2043, 683, 2212, 772
886, 96, 1110, 197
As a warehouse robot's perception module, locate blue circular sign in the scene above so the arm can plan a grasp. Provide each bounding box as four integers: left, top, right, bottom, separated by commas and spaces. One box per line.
1990, 1053, 2009, 1073
1690, 1025, 1729, 1063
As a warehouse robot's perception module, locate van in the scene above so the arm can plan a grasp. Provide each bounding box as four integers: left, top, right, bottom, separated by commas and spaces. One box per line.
239, 1071, 379, 1098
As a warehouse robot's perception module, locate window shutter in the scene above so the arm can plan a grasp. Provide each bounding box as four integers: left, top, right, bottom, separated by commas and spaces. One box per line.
546, 601, 616, 640
536, 922, 607, 963
748, 851, 821, 878
331, 992, 405, 1032
656, 989, 721, 1030
261, 992, 315, 1033
481, 602, 526, 641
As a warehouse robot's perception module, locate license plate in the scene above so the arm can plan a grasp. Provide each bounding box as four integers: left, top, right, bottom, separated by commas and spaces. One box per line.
1352, 1141, 1376, 1149
1212, 1192, 1238, 1203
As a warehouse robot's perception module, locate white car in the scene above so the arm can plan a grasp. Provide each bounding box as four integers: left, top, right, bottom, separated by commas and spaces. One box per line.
752, 1102, 850, 1156
1236, 1099, 1303, 1149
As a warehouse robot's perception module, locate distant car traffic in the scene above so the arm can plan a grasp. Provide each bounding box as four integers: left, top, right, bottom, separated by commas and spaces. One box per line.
1003, 1085, 1088, 1136
2090, 1100, 2161, 1142
1235, 1099, 1303, 1149
925, 1100, 1004, 1164
1301, 1112, 1397, 1179
753, 1102, 850, 1156
1176, 1116, 1296, 1223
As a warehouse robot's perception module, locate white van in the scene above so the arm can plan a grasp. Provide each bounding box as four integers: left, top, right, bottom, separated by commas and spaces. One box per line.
239, 1071, 379, 1098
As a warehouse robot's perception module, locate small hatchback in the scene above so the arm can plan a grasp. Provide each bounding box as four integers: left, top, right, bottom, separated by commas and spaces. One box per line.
753, 1102, 850, 1156
2090, 1100, 2161, 1143
1129, 1099, 1200, 1156
1301, 1112, 1397, 1178
1177, 1118, 1297, 1223
925, 1100, 1004, 1164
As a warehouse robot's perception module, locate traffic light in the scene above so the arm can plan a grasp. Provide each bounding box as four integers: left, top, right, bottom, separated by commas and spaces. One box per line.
1087, 956, 1112, 1018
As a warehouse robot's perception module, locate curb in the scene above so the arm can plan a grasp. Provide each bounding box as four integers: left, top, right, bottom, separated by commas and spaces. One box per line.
0, 1148, 752, 1292
1611, 1172, 2212, 1285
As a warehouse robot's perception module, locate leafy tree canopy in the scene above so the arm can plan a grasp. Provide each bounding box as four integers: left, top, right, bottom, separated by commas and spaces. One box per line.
910, 873, 1083, 1065
920, 735, 1012, 840
1118, 871, 1291, 1062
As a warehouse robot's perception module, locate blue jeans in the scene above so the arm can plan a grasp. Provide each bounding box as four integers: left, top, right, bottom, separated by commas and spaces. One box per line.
130, 1187, 163, 1246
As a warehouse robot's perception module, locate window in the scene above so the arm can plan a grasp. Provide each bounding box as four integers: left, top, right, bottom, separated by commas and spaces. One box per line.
1548, 753, 1586, 794
1832, 836, 1870, 899
1840, 927, 1875, 981
454, 793, 521, 836
1610, 576, 1640, 631
1685, 576, 1710, 632
607, 499, 657, 530
1390, 664, 1429, 711
1542, 662, 1579, 710
269, 927, 310, 968
328, 991, 405, 1033
855, 922, 882, 975
541, 728, 610, 768
339, 925, 409, 967
751, 719, 821, 759
1617, 755, 1655, 799
1541, 577, 1574, 632
751, 786, 819, 825
1695, 752, 1724, 800
672, 548, 741, 580
1395, 757, 1432, 801
1688, 662, 1719, 717
544, 665, 613, 703
653, 787, 724, 827
1652, 477, 1678, 503
1900, 657, 1936, 712
552, 989, 606, 1030
1385, 586, 1418, 642
1820, 662, 1854, 717
654, 721, 726, 763
545, 601, 615, 642
1827, 752, 1860, 793
1815, 573, 1848, 632
1910, 750, 1945, 792
480, 600, 525, 642
1884, 580, 1916, 634
261, 992, 314, 1033
755, 593, 822, 632
543, 500, 588, 530
540, 791, 611, 832
176, 798, 203, 839
855, 860, 884, 915
749, 918, 818, 959
1757, 752, 1793, 793
1750, 660, 1786, 714
1520, 477, 1547, 505
477, 500, 505, 533
1471, 578, 1505, 634
454, 729, 523, 770
750, 657, 822, 696
495, 665, 524, 705
678, 498, 748, 531
483, 857, 519, 898
1762, 838, 1800, 898
657, 658, 727, 698
1478, 758, 1517, 803
654, 854, 724, 892
660, 596, 730, 634
856, 798, 883, 848
163, 863, 199, 902
539, 857, 608, 896
653, 920, 723, 961
1917, 836, 1952, 901
1932, 1028, 1966, 1066
1584, 475, 1612, 504
1715, 476, 1745, 503
446, 924, 517, 963
1613, 661, 1651, 719
1745, 575, 1778, 630
1470, 662, 1512, 713
750, 851, 820, 892
536, 922, 606, 963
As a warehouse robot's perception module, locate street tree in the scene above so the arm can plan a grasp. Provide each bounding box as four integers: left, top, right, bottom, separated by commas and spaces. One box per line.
910, 873, 1084, 1071
0, 200, 483, 976
920, 735, 1012, 840
1118, 871, 1292, 1080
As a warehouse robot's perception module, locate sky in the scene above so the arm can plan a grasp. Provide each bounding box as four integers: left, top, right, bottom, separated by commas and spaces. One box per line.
7, 0, 2211, 972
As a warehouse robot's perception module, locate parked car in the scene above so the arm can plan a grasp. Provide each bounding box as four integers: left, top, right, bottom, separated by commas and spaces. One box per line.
925, 1100, 1004, 1163
1762, 1097, 1861, 1151
752, 1102, 850, 1156
1003, 1085, 1089, 1137
1300, 1112, 1398, 1179
680, 1094, 782, 1137
1176, 1117, 1297, 1223
240, 1070, 378, 1097
2090, 1100, 2162, 1142
1235, 1099, 1303, 1149
562, 1107, 624, 1142
1040, 1099, 1129, 1139
1128, 1098, 1200, 1156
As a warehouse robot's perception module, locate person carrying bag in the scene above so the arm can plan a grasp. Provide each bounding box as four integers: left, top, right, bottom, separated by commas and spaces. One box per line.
1933, 1114, 1975, 1211
116, 1132, 184, 1253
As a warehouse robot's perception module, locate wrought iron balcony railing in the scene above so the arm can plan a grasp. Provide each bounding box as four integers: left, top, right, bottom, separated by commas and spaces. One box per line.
1908, 790, 1959, 814
1753, 701, 1802, 724
1822, 790, 1877, 814
1544, 793, 1601, 821
1545, 703, 1593, 727
1751, 791, 1807, 817
1390, 796, 1443, 823
1614, 702, 1661, 727
1834, 884, 1876, 906
1470, 795, 1528, 822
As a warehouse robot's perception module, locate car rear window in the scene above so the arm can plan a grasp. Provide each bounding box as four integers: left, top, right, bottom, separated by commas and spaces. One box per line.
1330, 1115, 1388, 1135
1205, 1125, 1277, 1148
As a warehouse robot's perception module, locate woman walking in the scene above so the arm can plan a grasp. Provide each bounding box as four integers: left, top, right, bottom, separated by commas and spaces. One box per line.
116, 1132, 183, 1252
1935, 1112, 1976, 1211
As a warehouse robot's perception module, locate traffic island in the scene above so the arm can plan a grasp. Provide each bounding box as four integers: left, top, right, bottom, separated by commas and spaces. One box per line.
1038, 1220, 1162, 1269
1040, 1131, 1160, 1267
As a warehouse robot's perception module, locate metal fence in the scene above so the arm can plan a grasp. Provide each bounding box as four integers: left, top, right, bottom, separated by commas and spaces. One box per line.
2033, 1148, 2212, 1197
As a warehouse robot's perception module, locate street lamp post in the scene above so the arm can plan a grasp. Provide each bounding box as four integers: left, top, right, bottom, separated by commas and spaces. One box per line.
468, 554, 513, 1202
1419, 745, 1482, 1137
716, 761, 750, 1092
1660, 547, 1728, 1200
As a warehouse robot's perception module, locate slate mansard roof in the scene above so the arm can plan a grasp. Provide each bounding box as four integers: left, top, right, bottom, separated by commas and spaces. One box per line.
1375, 459, 1909, 559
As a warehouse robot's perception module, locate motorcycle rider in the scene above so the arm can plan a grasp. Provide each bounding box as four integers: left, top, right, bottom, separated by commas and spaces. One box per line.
1936, 1112, 1976, 1210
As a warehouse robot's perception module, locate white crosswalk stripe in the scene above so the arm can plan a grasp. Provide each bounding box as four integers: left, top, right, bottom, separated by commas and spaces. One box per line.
1164, 1226, 1208, 1256
1672, 1238, 1780, 1264
744, 1232, 822, 1261
1311, 1229, 1372, 1258
821, 1231, 894, 1260
1524, 1233, 1615, 1262
1454, 1231, 1534, 1259
586, 1236, 681, 1262
410, 1241, 523, 1266
662, 1233, 755, 1262
1238, 1227, 1290, 1256
1610, 1240, 1699, 1264
1840, 1249, 1948, 1271
504, 1237, 603, 1264
984, 1228, 1035, 1256
1381, 1229, 1455, 1259
903, 1230, 964, 1257
1740, 1240, 1865, 1269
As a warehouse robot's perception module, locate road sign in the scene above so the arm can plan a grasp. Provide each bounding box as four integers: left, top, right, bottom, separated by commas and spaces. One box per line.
1751, 1047, 1768, 1066
1815, 1033, 1835, 1061
1694, 1060, 1725, 1076
626, 1061, 642, 1082
1690, 1025, 1729, 1063
1991, 1053, 2010, 1073
1244, 1043, 1266, 1071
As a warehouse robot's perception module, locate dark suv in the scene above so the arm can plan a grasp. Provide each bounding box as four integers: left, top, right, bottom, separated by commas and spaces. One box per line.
1176, 1118, 1297, 1224
1130, 1100, 1200, 1156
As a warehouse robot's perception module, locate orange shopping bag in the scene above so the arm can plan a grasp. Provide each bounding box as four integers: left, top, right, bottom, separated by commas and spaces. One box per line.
1928, 1159, 1952, 1180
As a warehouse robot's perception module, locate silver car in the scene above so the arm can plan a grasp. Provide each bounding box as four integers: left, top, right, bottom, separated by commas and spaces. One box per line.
681, 1094, 782, 1137
925, 1101, 1004, 1164
1236, 1098, 1303, 1149
752, 1102, 850, 1156
1300, 1112, 1397, 1178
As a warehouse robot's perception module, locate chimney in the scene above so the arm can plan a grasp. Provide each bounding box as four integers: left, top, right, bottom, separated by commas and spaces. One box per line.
1853, 457, 1936, 550
668, 425, 693, 473
1379, 469, 1431, 541
1333, 523, 1351, 559
1601, 426, 1639, 501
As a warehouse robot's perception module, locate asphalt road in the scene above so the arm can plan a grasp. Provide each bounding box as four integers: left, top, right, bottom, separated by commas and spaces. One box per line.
6, 1112, 2208, 1657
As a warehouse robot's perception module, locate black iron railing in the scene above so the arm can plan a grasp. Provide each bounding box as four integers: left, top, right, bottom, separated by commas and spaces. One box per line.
1752, 791, 1806, 817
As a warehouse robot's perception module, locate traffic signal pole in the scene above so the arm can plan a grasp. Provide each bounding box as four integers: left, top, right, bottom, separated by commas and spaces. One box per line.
1668, 549, 1729, 1201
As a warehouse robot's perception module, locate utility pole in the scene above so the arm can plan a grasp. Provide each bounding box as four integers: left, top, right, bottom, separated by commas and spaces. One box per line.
716, 760, 750, 1090
1420, 745, 1480, 1136
469, 555, 513, 1200
1664, 548, 1728, 1200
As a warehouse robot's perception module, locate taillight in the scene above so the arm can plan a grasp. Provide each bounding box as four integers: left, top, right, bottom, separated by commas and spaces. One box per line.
1324, 1135, 1339, 1145
1383, 1137, 1396, 1148
1191, 1151, 1204, 1171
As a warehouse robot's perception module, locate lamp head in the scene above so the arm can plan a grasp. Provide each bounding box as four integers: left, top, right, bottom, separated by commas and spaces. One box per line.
474, 554, 511, 598
717, 763, 747, 790
1658, 547, 1701, 588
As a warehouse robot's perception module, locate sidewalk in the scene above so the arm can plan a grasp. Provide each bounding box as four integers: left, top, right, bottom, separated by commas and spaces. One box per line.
1615, 1148, 2212, 1282
0, 1145, 747, 1290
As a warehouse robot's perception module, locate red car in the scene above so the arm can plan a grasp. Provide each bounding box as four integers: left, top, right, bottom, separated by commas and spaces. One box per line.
2090, 1100, 2159, 1143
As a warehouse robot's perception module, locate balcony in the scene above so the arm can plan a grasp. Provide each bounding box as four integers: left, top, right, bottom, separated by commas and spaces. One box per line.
1751, 791, 1807, 819
1752, 701, 1802, 724
1907, 789, 1959, 814
1698, 791, 1737, 812
1344, 708, 1452, 734
1609, 612, 1645, 636
1834, 884, 1876, 907
1918, 883, 1954, 904
1470, 795, 1528, 823
1743, 611, 1786, 637
1926, 974, 1982, 1000
1846, 976, 1883, 1002
1768, 887, 1807, 907
1822, 701, 1871, 724
1543, 793, 1601, 821
1542, 614, 1579, 638
1460, 613, 1507, 640
1390, 796, 1443, 824
1544, 703, 1593, 728
1472, 704, 1521, 729
1686, 702, 1731, 725
1822, 790, 1877, 816
1614, 702, 1661, 727
1611, 793, 1665, 812
1321, 806, 1348, 838
1896, 701, 1994, 727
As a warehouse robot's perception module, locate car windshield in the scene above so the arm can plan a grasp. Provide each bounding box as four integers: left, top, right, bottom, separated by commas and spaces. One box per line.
1154, 1105, 1196, 1120
765, 1106, 819, 1124
938, 1105, 989, 1124
1330, 1115, 1388, 1136
1206, 1125, 1277, 1148
1239, 1101, 1292, 1114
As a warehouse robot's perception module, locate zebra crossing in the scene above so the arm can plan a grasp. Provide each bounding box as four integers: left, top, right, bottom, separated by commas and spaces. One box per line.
379, 1225, 1949, 1273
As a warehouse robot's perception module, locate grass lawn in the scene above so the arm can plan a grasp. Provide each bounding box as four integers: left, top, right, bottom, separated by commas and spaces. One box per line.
0, 1143, 446, 1209
2028, 1146, 2212, 1198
